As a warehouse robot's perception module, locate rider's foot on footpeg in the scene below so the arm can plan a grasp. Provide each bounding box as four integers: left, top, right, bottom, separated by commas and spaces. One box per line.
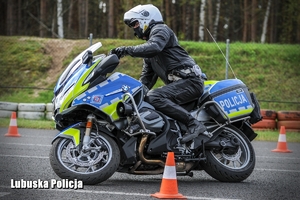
181, 119, 209, 143
181, 133, 198, 143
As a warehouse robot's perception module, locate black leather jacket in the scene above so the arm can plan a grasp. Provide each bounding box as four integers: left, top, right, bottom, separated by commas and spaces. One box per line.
126, 23, 197, 89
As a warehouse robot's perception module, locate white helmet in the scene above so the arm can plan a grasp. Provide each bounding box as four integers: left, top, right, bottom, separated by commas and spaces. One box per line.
124, 4, 163, 39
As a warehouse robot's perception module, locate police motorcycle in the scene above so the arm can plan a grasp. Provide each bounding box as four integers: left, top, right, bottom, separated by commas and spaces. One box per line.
50, 42, 262, 185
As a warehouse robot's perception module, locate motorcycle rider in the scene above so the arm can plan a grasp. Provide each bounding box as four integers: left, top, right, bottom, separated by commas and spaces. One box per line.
110, 4, 209, 143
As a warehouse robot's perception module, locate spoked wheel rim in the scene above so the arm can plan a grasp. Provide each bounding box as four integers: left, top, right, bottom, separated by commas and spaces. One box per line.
56, 133, 113, 174
210, 128, 251, 170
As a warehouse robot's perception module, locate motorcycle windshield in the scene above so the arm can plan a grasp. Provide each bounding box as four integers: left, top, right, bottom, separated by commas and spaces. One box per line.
54, 42, 102, 96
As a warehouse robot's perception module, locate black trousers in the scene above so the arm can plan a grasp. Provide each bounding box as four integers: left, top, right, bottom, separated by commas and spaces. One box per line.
144, 77, 204, 125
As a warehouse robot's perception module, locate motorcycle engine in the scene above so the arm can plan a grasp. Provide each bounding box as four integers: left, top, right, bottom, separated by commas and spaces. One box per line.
129, 108, 165, 133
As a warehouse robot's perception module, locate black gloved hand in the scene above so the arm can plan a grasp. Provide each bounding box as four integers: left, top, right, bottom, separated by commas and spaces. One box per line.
109, 46, 127, 59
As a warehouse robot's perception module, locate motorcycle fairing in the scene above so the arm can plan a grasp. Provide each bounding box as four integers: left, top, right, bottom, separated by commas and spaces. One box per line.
54, 42, 102, 95
203, 80, 218, 92
51, 122, 81, 146
57, 61, 100, 113
72, 72, 142, 122
53, 42, 105, 114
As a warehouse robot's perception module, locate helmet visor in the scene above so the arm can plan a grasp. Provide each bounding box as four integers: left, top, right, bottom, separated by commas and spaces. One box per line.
125, 19, 139, 28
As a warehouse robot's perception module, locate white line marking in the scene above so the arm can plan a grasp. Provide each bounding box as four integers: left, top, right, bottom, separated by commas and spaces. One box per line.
12, 135, 55, 138
0, 143, 51, 147
0, 186, 240, 200
255, 168, 300, 173
256, 155, 300, 160
0, 192, 10, 198
29, 135, 55, 137
0, 154, 48, 159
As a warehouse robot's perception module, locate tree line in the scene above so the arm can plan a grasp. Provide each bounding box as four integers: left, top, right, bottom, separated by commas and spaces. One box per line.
1, 0, 299, 43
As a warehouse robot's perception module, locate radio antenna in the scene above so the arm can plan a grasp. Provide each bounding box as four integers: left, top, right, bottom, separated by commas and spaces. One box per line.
206, 28, 237, 79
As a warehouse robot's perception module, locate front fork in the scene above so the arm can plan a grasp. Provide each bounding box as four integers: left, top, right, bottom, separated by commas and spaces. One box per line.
82, 114, 96, 150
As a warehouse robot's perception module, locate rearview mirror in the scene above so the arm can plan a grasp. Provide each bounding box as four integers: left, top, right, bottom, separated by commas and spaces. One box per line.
82, 50, 93, 65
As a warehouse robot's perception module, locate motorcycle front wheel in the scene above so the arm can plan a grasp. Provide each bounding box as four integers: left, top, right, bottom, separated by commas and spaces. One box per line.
200, 124, 255, 182
49, 131, 120, 185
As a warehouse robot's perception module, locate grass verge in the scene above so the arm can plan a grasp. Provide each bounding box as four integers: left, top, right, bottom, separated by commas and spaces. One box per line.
0, 118, 299, 143
0, 118, 56, 130
1, 37, 300, 110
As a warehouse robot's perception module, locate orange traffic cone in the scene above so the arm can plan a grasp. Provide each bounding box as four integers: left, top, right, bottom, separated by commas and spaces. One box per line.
272, 126, 291, 153
5, 112, 21, 137
151, 152, 186, 199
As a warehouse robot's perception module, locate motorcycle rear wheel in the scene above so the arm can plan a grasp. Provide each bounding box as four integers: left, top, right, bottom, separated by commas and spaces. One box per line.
49, 132, 120, 185
201, 125, 255, 182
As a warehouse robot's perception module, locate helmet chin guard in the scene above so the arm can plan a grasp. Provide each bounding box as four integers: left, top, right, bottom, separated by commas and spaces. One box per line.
133, 27, 144, 39
124, 4, 163, 39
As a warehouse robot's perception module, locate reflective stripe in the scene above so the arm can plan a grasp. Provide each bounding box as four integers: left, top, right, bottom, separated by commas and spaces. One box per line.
99, 73, 122, 87
131, 86, 140, 93
111, 97, 121, 103
62, 128, 80, 146
87, 86, 98, 93
227, 108, 253, 118
162, 166, 177, 179
100, 103, 109, 109
110, 73, 122, 81
99, 81, 109, 87
229, 108, 238, 113
238, 106, 246, 110
278, 134, 287, 142
10, 119, 17, 126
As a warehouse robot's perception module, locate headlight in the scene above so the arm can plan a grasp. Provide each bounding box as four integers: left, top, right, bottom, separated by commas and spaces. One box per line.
54, 84, 75, 112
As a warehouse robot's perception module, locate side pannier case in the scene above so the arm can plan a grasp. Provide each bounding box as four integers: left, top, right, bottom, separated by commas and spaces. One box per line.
200, 79, 257, 123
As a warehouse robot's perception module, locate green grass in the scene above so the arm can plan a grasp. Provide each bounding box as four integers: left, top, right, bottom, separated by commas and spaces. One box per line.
0, 89, 54, 103
254, 130, 300, 143
0, 37, 52, 94
0, 118, 56, 130
1, 117, 299, 142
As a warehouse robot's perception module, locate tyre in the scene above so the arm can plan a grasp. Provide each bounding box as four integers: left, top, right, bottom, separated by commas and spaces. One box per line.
200, 125, 255, 182
18, 103, 46, 112
277, 121, 300, 130
45, 112, 53, 120
277, 111, 300, 121
46, 103, 54, 112
49, 131, 120, 185
251, 119, 276, 129
0, 101, 18, 111
18, 111, 45, 119
260, 109, 277, 120
0, 110, 13, 118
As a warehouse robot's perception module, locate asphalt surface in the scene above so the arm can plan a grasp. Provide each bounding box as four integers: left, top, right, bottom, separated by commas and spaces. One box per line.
0, 127, 299, 200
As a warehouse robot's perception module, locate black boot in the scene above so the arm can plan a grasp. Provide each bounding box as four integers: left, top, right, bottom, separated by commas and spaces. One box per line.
181, 118, 207, 143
